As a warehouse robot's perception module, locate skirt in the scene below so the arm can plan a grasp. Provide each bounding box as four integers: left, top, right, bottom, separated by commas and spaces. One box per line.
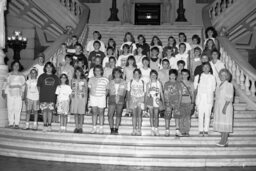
70, 97, 86, 114
57, 100, 70, 115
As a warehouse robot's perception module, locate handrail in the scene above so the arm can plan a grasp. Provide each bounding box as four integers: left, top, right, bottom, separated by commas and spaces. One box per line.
24, 0, 90, 73
202, 0, 256, 109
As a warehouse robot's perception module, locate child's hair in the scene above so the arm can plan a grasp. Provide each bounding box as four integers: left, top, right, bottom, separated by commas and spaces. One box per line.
93, 31, 102, 40
60, 73, 69, 85
93, 40, 101, 47
150, 35, 162, 46
72, 35, 78, 39
150, 69, 158, 78
73, 66, 85, 79
137, 34, 146, 43
197, 62, 213, 84
211, 49, 221, 59
162, 59, 170, 65
205, 26, 218, 38
194, 47, 202, 54
93, 65, 104, 76
135, 44, 143, 54
169, 69, 178, 77
179, 32, 187, 42
122, 44, 130, 52
43, 61, 56, 74
179, 43, 187, 50
112, 67, 123, 79
123, 32, 135, 43
107, 38, 116, 50
204, 39, 216, 50
177, 60, 186, 67
151, 46, 160, 53
37, 53, 45, 61
107, 46, 114, 53
181, 69, 190, 80
65, 54, 73, 64
168, 36, 176, 47
126, 55, 137, 67
142, 57, 150, 67
10, 60, 23, 72
133, 68, 142, 76
61, 42, 67, 46
192, 34, 201, 44
109, 56, 116, 62
29, 68, 38, 78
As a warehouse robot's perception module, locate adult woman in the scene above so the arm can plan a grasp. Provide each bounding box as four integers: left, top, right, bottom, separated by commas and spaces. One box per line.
210, 49, 225, 86
179, 69, 194, 136
214, 69, 234, 147
204, 26, 219, 50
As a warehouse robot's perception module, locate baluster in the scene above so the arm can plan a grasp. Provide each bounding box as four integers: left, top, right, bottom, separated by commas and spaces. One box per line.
215, 2, 219, 16
231, 61, 236, 81
240, 70, 245, 90
245, 76, 251, 95
226, 0, 229, 8
220, 0, 224, 13
251, 80, 256, 97
236, 66, 240, 85
78, 6, 82, 16
74, 2, 77, 16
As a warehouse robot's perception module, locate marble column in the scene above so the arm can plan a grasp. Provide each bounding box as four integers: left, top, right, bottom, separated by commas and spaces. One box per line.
0, 0, 9, 127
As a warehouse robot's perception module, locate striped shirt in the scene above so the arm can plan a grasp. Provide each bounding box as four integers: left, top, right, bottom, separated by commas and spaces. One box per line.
88, 77, 109, 97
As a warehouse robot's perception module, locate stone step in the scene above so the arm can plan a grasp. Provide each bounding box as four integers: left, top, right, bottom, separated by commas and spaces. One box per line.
1, 128, 256, 146
1, 136, 256, 156
0, 146, 255, 167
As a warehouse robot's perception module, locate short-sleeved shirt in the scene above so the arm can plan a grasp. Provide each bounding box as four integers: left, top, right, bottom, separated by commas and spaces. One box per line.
37, 73, 60, 103
127, 79, 146, 98
55, 85, 72, 101
88, 50, 105, 68
88, 77, 109, 97
164, 81, 182, 105
26, 79, 39, 101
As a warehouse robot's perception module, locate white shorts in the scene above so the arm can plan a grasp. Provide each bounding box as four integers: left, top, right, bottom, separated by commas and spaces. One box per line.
90, 95, 106, 108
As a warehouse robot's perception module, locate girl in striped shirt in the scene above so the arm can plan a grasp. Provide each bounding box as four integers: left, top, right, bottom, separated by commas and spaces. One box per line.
88, 65, 109, 134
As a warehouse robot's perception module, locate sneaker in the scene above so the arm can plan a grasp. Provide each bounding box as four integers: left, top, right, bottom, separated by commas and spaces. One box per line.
151, 127, 155, 136
175, 129, 181, 137
98, 126, 104, 134
114, 128, 118, 135
155, 128, 160, 136
110, 128, 114, 135
165, 129, 170, 137
199, 132, 204, 137
136, 129, 142, 136
90, 126, 97, 134
204, 132, 209, 137
131, 130, 136, 136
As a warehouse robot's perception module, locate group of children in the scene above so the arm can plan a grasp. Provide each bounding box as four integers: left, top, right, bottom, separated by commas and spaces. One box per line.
2, 26, 231, 139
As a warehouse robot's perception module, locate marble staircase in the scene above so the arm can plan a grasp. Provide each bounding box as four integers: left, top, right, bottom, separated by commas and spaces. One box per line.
0, 97, 256, 167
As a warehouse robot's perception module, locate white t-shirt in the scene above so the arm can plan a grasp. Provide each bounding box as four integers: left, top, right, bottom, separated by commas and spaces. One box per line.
55, 85, 72, 101
147, 81, 161, 107
120, 42, 137, 53
127, 79, 146, 98
33, 64, 44, 77
116, 54, 131, 67
177, 42, 192, 54
26, 79, 39, 101
86, 40, 106, 53
140, 67, 151, 84
162, 56, 178, 69
134, 54, 146, 68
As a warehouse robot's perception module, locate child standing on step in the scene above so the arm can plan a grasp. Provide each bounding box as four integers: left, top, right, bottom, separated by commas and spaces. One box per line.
164, 69, 182, 137
88, 65, 109, 134
145, 70, 164, 136
24, 68, 39, 130
127, 69, 146, 136
70, 67, 88, 133
37, 62, 60, 132
55, 74, 72, 132
3, 61, 26, 129
124, 55, 137, 83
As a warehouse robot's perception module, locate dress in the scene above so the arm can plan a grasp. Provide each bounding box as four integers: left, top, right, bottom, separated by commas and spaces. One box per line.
146, 81, 162, 108
55, 85, 72, 115
70, 79, 87, 114
213, 81, 234, 133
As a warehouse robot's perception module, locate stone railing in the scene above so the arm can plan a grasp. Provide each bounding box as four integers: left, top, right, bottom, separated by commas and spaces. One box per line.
218, 37, 256, 99
24, 0, 90, 73
209, 0, 235, 22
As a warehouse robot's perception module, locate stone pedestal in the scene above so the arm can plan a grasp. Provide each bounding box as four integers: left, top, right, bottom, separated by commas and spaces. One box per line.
0, 49, 8, 127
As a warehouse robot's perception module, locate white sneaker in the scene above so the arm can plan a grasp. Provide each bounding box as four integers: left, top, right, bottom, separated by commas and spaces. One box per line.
155, 128, 160, 136
90, 126, 97, 134
24, 122, 29, 130
175, 129, 181, 137
98, 126, 104, 134
151, 127, 155, 136
165, 129, 170, 136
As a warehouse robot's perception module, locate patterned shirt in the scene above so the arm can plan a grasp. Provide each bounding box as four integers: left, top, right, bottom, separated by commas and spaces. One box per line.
88, 77, 109, 97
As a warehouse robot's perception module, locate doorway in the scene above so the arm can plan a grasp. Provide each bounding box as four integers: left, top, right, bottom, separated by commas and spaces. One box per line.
134, 3, 161, 25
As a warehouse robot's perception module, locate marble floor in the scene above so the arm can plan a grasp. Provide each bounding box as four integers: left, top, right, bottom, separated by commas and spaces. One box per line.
0, 156, 256, 171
